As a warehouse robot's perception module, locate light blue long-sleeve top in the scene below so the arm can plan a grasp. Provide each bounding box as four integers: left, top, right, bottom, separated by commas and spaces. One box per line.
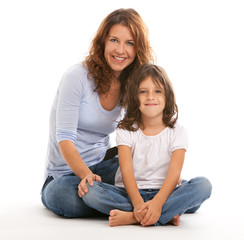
44, 64, 122, 179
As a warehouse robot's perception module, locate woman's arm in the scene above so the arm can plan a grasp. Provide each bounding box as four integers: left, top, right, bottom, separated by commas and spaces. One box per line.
59, 140, 101, 197
58, 140, 92, 179
140, 149, 186, 226
118, 145, 146, 222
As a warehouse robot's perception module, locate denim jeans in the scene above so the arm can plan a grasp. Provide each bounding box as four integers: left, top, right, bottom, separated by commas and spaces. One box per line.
82, 177, 212, 225
41, 157, 119, 217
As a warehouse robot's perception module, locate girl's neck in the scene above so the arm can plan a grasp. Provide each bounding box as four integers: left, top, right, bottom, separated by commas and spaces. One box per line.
140, 117, 167, 136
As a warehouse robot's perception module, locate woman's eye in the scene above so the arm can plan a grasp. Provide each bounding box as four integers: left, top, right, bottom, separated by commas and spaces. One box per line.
155, 90, 162, 93
111, 38, 118, 42
127, 41, 134, 46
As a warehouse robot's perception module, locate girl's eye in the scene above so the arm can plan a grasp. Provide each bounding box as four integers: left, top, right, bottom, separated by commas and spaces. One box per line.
139, 90, 147, 94
155, 90, 162, 93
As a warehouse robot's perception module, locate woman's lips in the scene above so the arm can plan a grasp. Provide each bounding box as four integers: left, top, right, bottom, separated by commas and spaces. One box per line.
113, 56, 126, 62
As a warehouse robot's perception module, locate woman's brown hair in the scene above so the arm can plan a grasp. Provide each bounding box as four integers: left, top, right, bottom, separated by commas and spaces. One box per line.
84, 8, 154, 102
118, 64, 178, 131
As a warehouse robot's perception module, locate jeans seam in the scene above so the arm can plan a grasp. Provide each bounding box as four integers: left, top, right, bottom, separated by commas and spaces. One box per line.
167, 183, 186, 200
159, 190, 207, 225
180, 189, 211, 214
157, 197, 198, 226
94, 183, 132, 207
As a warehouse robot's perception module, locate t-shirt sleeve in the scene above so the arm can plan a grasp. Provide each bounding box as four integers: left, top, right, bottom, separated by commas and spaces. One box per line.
170, 124, 189, 153
116, 128, 133, 147
56, 65, 86, 143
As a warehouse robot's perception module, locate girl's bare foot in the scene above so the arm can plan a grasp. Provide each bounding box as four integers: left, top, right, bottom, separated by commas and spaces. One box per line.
168, 214, 180, 226
109, 209, 138, 227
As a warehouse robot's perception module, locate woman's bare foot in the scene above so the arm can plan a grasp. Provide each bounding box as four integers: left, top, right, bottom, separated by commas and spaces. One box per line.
167, 214, 180, 226
109, 209, 138, 227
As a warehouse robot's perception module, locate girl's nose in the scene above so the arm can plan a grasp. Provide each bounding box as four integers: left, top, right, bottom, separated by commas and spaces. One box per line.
147, 91, 155, 100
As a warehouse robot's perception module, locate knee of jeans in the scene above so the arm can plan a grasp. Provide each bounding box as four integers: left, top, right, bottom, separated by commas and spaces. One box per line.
196, 177, 212, 199
82, 181, 100, 205
42, 178, 80, 216
42, 181, 64, 209
41, 194, 48, 209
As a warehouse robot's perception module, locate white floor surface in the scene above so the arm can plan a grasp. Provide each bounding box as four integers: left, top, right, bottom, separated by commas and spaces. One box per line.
1, 199, 244, 240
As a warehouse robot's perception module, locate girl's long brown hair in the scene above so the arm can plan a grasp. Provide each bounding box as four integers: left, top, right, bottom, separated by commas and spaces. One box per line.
84, 8, 154, 103
118, 64, 178, 131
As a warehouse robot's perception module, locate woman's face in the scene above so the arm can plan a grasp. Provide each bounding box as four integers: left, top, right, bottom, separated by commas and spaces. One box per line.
104, 24, 136, 78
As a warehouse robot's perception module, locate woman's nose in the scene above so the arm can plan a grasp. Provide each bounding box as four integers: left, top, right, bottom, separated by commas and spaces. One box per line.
115, 43, 125, 54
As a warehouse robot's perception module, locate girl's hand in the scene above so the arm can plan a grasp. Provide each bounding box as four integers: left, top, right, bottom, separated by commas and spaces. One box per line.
133, 203, 147, 223
177, 177, 183, 186
139, 199, 163, 226
78, 174, 101, 198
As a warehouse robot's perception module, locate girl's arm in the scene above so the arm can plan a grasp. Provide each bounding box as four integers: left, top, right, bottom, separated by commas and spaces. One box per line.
118, 145, 146, 221
153, 148, 185, 205
140, 148, 186, 226
59, 140, 101, 197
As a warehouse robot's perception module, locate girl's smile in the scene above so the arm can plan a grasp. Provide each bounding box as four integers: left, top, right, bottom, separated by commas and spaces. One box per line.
138, 76, 166, 121
144, 103, 158, 106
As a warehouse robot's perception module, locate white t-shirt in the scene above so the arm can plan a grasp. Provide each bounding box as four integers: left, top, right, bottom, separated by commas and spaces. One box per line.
115, 123, 189, 189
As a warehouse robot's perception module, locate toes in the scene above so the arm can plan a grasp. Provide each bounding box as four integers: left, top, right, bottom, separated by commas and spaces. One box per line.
174, 216, 180, 226
109, 210, 115, 216
110, 209, 118, 217
109, 218, 116, 227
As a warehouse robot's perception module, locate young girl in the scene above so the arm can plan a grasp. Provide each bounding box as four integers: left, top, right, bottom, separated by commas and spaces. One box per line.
82, 64, 212, 226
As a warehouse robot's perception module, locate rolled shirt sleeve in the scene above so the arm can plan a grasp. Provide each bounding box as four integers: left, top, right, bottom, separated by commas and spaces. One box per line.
55, 65, 85, 143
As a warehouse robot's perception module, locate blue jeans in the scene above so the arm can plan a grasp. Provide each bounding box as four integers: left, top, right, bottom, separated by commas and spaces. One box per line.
82, 177, 212, 225
41, 157, 119, 217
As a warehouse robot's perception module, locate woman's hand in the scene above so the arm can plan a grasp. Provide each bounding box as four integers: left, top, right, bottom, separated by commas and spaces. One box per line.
78, 174, 101, 198
139, 199, 163, 226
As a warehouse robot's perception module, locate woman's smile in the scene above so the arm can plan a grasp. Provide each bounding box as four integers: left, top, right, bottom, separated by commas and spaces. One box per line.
104, 24, 136, 77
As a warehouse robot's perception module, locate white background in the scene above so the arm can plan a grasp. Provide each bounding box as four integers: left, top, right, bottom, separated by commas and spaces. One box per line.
0, 0, 243, 217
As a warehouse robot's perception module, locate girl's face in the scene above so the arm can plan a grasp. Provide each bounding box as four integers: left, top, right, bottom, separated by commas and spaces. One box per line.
138, 76, 166, 121
104, 24, 136, 78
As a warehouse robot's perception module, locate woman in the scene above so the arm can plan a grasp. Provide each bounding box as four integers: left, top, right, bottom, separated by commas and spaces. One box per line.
41, 8, 154, 217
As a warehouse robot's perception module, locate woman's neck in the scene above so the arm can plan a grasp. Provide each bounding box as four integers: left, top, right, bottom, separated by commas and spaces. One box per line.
110, 78, 121, 91
98, 78, 121, 111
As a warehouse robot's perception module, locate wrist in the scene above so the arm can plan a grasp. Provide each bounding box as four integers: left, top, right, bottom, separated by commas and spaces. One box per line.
152, 196, 164, 208
79, 170, 93, 180
131, 197, 144, 208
